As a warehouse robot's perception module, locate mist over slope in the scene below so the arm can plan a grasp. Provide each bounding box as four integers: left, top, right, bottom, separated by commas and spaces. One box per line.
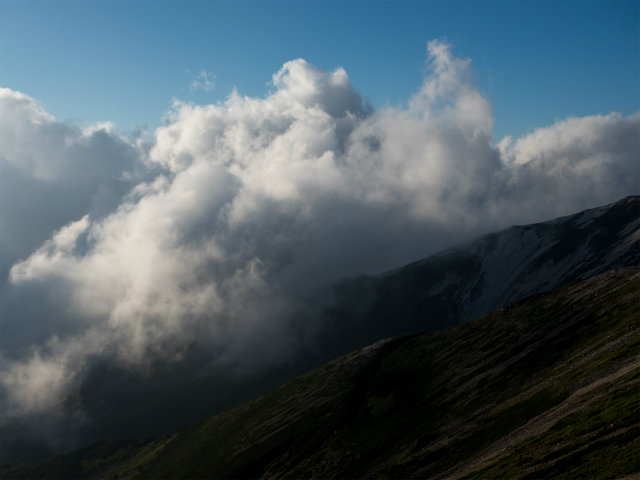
1, 40, 638, 462
319, 195, 639, 356
2, 196, 638, 465
5, 266, 638, 479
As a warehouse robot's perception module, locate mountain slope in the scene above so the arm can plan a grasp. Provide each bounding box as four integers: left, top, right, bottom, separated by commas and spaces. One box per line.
6, 266, 639, 479
320, 195, 639, 355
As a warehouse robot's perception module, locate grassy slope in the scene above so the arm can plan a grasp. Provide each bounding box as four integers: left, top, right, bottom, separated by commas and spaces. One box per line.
4, 267, 639, 479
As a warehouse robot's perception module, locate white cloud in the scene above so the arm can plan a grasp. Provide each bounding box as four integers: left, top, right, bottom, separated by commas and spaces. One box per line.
0, 353, 70, 414
0, 88, 145, 286
191, 69, 216, 92
495, 112, 640, 216
1, 41, 638, 438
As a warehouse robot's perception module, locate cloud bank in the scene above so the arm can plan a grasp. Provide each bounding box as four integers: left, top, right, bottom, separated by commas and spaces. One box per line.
1, 40, 638, 455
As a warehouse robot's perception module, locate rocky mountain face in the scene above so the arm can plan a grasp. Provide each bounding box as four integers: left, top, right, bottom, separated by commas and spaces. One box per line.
319, 195, 639, 357
5, 266, 638, 479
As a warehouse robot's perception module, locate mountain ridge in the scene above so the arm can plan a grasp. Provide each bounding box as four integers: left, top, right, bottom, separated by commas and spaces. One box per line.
319, 195, 639, 357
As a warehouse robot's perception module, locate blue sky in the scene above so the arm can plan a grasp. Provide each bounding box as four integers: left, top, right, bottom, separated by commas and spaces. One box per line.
1, 0, 638, 140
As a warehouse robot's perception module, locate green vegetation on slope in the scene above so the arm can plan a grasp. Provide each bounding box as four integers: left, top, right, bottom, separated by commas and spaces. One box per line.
4, 267, 639, 479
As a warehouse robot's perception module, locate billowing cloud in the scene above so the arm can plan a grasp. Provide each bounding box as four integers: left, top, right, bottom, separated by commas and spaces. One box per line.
1, 40, 638, 458
496, 112, 639, 215
0, 87, 145, 283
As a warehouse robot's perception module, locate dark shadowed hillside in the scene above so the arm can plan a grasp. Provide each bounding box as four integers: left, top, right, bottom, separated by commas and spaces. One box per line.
4, 266, 638, 479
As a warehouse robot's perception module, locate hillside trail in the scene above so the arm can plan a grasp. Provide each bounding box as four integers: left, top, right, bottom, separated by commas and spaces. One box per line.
439, 355, 640, 480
